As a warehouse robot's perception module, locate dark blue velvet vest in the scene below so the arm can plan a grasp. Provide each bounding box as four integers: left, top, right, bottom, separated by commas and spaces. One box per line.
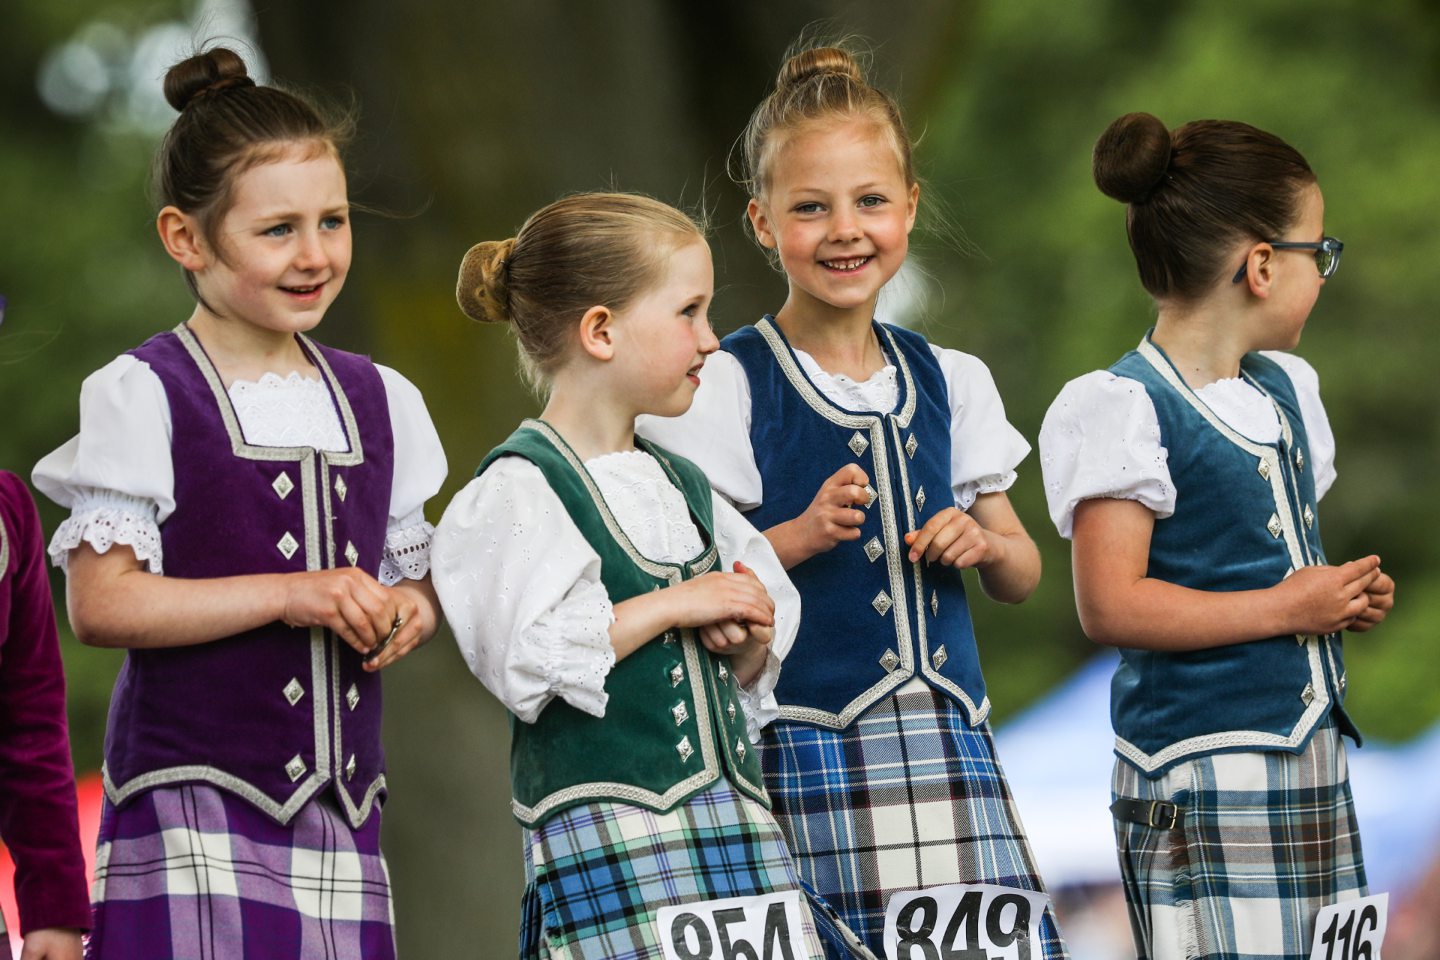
106, 325, 394, 827
725, 317, 987, 729
1109, 335, 1358, 777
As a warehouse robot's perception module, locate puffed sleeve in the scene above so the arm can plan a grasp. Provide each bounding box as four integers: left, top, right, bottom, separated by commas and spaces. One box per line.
431, 458, 617, 723
1038, 371, 1176, 539
31, 354, 173, 574
710, 491, 800, 741
374, 364, 447, 585
931, 346, 1032, 511
636, 350, 763, 509
1262, 351, 1338, 501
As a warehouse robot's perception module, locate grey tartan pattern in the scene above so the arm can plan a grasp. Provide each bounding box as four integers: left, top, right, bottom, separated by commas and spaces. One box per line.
1112, 715, 1368, 960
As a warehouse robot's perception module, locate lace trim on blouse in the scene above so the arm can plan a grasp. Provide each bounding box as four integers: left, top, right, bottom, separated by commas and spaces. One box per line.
49, 492, 163, 574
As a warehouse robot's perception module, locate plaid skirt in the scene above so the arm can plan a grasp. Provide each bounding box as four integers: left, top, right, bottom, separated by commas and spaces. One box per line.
520, 779, 842, 960
85, 784, 394, 959
761, 679, 1069, 958
1112, 714, 1368, 960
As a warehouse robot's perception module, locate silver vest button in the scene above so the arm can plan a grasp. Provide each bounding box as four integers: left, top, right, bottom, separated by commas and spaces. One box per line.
285, 755, 306, 782
848, 431, 870, 457
282, 678, 304, 706
676, 736, 694, 762
669, 663, 684, 687
872, 590, 893, 616
277, 532, 300, 560
932, 645, 949, 670
864, 537, 884, 563
345, 754, 357, 781
272, 471, 295, 499
671, 701, 690, 727
335, 474, 349, 501
346, 683, 360, 711
344, 541, 359, 567
879, 649, 900, 672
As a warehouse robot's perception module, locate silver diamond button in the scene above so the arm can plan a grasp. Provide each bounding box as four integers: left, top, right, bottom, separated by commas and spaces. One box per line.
1295, 448, 1305, 472
1339, 673, 1347, 691
1303, 505, 1314, 529
863, 485, 878, 508
727, 701, 737, 723
905, 434, 918, 459
717, 663, 729, 682
872, 590, 893, 616
1300, 683, 1315, 706
662, 630, 678, 646
930, 590, 939, 617
1266, 514, 1283, 539
335, 474, 348, 502
285, 754, 306, 782
272, 471, 295, 499
864, 536, 884, 563
345, 754, 357, 781
670, 664, 684, 687
915, 487, 927, 512
277, 532, 300, 560
344, 541, 359, 567
1257, 459, 1271, 480
671, 701, 690, 727
878, 648, 900, 672
736, 738, 747, 761
346, 683, 360, 711
932, 645, 949, 670
676, 736, 694, 761
848, 431, 869, 457
282, 678, 304, 706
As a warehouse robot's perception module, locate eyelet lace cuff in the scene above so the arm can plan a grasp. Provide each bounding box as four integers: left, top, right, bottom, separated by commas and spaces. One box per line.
49, 498, 163, 574
522, 578, 617, 718
736, 648, 782, 743
379, 521, 435, 586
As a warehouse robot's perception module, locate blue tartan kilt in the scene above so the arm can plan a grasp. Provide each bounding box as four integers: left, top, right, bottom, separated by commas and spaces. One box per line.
519, 779, 847, 960
761, 678, 1070, 958
1111, 713, 1368, 960
85, 783, 395, 960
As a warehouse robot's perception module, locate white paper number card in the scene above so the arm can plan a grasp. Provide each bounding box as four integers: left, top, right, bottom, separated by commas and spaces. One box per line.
1308, 893, 1388, 960
657, 890, 810, 960
882, 883, 1050, 960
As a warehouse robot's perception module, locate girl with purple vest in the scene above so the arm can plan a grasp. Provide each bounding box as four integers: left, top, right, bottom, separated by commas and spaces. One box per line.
639, 44, 1068, 957
33, 48, 445, 958
1039, 113, 1395, 960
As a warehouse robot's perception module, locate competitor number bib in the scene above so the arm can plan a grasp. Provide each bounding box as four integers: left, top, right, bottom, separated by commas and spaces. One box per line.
657, 890, 809, 960
883, 883, 1050, 960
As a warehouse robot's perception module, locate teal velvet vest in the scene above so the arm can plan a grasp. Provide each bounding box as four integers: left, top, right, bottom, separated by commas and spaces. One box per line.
479, 420, 770, 826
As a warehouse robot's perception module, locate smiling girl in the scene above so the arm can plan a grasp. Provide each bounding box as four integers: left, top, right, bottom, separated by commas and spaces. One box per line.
639, 44, 1068, 957
33, 47, 445, 958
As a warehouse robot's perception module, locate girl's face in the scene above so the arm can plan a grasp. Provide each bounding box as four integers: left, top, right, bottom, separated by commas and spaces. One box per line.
1254, 182, 1327, 350
195, 144, 351, 337
748, 117, 918, 322
611, 238, 718, 418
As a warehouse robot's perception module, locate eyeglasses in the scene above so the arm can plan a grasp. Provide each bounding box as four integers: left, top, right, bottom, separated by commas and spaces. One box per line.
1232, 236, 1343, 283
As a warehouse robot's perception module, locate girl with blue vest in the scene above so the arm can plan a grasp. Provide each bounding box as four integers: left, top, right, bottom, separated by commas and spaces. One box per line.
639, 45, 1069, 957
433, 193, 860, 959
33, 48, 446, 958
1039, 113, 1395, 960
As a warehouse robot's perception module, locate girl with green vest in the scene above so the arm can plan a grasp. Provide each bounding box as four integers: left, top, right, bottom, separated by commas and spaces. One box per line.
1039, 114, 1396, 960
432, 194, 860, 959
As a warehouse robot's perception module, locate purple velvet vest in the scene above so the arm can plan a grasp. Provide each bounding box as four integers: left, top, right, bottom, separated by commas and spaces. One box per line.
104, 325, 394, 828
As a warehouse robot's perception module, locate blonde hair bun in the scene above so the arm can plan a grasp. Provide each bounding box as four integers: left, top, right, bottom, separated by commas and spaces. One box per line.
776, 46, 862, 89
456, 238, 516, 325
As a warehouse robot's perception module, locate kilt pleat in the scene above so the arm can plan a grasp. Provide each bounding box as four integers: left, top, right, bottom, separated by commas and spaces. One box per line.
521, 779, 833, 960
761, 680, 1069, 958
85, 784, 394, 960
1112, 714, 1368, 960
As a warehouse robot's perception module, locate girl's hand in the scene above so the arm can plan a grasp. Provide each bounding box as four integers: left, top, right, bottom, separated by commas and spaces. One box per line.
666, 568, 776, 630
905, 507, 990, 567
281, 567, 398, 658
20, 928, 83, 960
1277, 556, 1382, 635
361, 575, 442, 671
696, 561, 775, 686
1347, 568, 1395, 633
765, 464, 870, 567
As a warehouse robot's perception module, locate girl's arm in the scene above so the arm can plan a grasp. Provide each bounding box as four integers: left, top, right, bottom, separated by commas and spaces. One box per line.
1071, 497, 1380, 650
66, 543, 401, 657
609, 571, 775, 665
904, 490, 1040, 603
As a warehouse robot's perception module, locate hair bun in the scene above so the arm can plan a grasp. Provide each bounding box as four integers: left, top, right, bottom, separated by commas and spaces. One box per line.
456, 238, 517, 325
163, 47, 253, 112
776, 46, 863, 90
1093, 112, 1172, 204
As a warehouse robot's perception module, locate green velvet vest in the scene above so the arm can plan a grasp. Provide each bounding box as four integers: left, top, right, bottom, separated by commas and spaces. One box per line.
479, 420, 770, 827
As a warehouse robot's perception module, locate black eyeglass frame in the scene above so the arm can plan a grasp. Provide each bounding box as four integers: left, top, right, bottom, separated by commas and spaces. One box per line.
1231, 236, 1344, 283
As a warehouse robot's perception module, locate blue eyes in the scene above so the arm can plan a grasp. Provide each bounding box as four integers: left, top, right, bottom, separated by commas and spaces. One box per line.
792, 196, 886, 215
264, 224, 292, 238
322, 215, 346, 230
262, 216, 346, 237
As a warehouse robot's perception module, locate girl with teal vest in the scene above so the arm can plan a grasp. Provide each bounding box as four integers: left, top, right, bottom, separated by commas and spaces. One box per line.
1040, 113, 1396, 960
432, 194, 859, 959
640, 44, 1069, 958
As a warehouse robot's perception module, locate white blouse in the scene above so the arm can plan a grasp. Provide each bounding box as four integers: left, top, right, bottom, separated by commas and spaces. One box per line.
32, 353, 447, 584
636, 342, 1031, 512
431, 448, 800, 743
1038, 350, 1337, 539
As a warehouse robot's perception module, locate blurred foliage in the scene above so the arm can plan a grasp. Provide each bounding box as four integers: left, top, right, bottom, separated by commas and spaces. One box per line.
3, 0, 1439, 952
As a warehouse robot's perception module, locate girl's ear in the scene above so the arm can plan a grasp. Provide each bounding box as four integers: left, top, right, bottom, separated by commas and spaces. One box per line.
1241, 242, 1275, 300
578, 304, 616, 361
157, 206, 209, 271
904, 182, 920, 234
746, 198, 778, 250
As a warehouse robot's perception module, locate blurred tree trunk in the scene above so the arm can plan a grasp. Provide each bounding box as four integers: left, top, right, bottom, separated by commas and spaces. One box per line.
255, 2, 970, 951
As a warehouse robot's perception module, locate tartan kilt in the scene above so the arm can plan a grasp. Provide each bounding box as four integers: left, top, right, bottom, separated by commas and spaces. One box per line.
85, 784, 394, 959
1112, 714, 1368, 960
761, 678, 1070, 958
520, 779, 834, 960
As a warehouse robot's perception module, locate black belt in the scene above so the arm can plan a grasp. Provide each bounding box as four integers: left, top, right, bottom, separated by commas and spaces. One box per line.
1110, 797, 1183, 830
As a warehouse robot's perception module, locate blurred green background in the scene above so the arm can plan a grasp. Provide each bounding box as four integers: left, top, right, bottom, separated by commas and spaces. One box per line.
4, 0, 1438, 953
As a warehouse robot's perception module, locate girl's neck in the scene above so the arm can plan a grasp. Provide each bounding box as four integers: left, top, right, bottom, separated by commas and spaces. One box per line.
186, 308, 317, 386
774, 293, 885, 381
541, 377, 638, 463
1150, 300, 1255, 389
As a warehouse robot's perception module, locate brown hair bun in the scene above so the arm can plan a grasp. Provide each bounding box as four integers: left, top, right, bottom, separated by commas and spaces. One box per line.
777, 46, 863, 89
456, 238, 517, 325
163, 47, 253, 113
1093, 112, 1172, 204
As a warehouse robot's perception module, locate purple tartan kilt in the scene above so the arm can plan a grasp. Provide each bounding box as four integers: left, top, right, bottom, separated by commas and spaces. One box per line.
761, 678, 1070, 959
85, 783, 394, 960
